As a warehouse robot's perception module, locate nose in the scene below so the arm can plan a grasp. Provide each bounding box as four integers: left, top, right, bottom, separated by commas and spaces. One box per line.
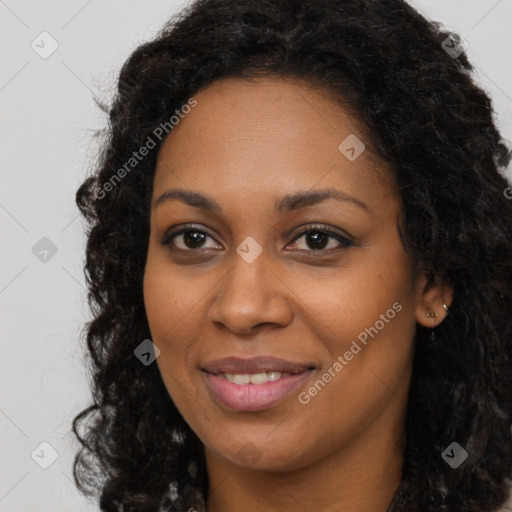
207, 250, 294, 335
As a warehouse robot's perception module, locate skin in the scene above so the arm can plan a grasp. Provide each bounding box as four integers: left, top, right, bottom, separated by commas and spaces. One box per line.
143, 76, 453, 512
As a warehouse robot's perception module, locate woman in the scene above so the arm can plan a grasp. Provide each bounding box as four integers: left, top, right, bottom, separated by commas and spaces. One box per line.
73, 0, 512, 510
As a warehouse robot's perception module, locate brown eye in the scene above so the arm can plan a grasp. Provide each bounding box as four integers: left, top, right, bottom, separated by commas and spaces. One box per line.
287, 225, 354, 254
161, 225, 222, 251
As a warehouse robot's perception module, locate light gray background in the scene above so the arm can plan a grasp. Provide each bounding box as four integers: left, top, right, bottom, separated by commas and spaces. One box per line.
1, 1, 511, 511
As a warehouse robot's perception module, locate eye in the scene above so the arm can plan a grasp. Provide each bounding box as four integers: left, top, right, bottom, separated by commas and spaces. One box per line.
286, 224, 354, 254
160, 223, 354, 254
160, 224, 221, 251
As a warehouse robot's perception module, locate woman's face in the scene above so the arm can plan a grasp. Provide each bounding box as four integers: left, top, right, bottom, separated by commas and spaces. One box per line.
143, 77, 445, 473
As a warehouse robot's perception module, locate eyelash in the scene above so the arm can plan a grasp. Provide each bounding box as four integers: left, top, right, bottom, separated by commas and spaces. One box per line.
160, 223, 354, 256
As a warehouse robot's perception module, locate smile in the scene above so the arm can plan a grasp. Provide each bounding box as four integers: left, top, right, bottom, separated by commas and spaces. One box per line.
202, 369, 315, 411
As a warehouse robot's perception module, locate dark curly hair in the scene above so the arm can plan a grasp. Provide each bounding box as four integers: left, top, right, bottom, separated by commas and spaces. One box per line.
73, 0, 512, 510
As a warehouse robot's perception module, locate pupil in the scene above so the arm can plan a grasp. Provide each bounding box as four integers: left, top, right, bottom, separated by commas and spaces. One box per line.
184, 231, 205, 248
307, 232, 328, 250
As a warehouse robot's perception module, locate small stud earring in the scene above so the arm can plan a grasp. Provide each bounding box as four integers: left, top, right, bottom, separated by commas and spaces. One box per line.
443, 303, 449, 311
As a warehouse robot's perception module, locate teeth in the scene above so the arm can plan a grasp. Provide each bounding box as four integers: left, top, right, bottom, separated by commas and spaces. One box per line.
222, 371, 291, 384
233, 374, 250, 385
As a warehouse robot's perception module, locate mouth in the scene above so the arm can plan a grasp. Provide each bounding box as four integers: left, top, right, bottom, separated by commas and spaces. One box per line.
200, 355, 317, 411
206, 370, 311, 385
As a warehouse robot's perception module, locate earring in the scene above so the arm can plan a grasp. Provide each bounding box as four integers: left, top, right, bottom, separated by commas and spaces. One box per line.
426, 304, 450, 318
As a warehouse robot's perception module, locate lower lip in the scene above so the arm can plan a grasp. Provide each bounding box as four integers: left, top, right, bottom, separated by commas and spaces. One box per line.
202, 370, 314, 411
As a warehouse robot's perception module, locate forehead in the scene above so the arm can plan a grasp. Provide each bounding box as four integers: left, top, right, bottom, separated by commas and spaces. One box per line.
153, 76, 398, 212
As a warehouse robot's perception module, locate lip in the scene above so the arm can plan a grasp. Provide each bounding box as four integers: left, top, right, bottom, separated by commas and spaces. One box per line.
202, 369, 315, 411
201, 355, 315, 375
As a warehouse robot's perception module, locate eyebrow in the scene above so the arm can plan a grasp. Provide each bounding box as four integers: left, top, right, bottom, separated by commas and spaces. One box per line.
153, 187, 369, 214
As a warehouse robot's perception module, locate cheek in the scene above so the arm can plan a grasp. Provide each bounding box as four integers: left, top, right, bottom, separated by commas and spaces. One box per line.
143, 271, 203, 421
143, 251, 199, 389
287, 273, 415, 463
312, 248, 415, 381
293, 242, 417, 409
143, 244, 207, 342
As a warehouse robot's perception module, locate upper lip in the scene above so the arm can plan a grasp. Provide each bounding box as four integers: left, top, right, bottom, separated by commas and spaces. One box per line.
201, 356, 315, 375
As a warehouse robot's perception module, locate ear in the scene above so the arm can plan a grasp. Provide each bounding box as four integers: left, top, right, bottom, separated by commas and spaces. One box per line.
414, 273, 454, 328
